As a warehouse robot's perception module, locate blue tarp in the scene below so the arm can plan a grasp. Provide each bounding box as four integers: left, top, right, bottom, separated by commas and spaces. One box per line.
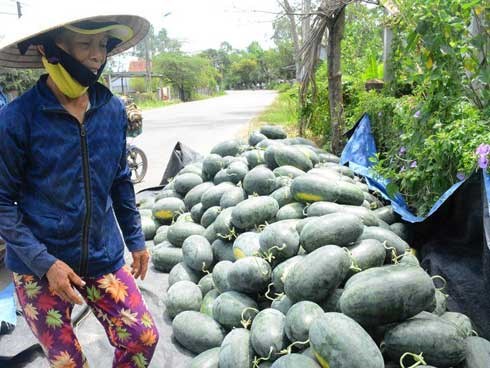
0, 283, 16, 327
340, 113, 485, 223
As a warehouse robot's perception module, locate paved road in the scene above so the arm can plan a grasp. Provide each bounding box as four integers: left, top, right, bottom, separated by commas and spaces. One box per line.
132, 90, 277, 192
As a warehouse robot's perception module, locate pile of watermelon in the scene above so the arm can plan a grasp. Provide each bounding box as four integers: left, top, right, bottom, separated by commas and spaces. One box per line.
137, 125, 490, 368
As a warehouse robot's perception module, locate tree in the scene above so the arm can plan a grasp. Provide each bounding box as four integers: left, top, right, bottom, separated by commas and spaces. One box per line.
278, 0, 302, 81
0, 69, 42, 94
154, 28, 182, 54
246, 41, 269, 83
152, 53, 218, 101
272, 16, 297, 81
342, 3, 384, 78
276, 0, 320, 81
133, 26, 182, 59
300, 0, 355, 153
230, 58, 259, 88
199, 47, 232, 89
220, 41, 233, 54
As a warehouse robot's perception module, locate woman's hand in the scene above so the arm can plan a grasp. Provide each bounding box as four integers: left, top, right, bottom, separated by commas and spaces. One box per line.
131, 249, 149, 280
46, 260, 85, 304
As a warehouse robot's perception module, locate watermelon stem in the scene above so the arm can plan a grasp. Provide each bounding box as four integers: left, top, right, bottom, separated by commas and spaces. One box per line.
252, 347, 274, 368
383, 242, 403, 264
255, 222, 269, 232
279, 339, 310, 355
240, 307, 259, 329
170, 209, 185, 225
264, 283, 275, 301
302, 204, 311, 216
201, 262, 210, 275
257, 256, 273, 275
343, 247, 362, 272
217, 227, 237, 241
399, 352, 426, 368
470, 329, 479, 336
264, 283, 284, 301
257, 243, 287, 263
431, 275, 447, 292
379, 341, 386, 352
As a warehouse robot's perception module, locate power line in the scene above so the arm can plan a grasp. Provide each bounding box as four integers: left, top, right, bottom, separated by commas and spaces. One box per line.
16, 1, 21, 17
0, 0, 21, 17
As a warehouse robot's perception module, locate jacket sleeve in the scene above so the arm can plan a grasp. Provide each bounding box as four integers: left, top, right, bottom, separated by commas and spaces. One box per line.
0, 108, 58, 278
110, 105, 146, 252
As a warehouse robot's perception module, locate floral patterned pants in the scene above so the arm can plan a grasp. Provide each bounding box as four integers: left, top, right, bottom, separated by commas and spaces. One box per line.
13, 265, 159, 368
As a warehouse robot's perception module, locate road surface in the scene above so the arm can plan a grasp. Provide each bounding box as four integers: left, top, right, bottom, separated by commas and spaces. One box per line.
132, 90, 277, 192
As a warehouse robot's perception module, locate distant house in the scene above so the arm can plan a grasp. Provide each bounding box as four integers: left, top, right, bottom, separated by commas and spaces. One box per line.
109, 76, 132, 95
108, 59, 149, 95
129, 60, 148, 73
107, 59, 172, 99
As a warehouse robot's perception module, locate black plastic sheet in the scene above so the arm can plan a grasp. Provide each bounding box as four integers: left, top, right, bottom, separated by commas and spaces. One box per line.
159, 142, 203, 186
342, 113, 490, 338
414, 171, 490, 339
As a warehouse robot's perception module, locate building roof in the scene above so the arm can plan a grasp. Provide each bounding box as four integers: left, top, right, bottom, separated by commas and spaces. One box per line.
128, 59, 150, 72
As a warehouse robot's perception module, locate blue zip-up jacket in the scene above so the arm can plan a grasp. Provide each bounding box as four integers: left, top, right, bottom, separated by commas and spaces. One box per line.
0, 75, 145, 278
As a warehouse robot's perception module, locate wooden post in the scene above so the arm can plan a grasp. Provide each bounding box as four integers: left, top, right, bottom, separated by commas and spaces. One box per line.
383, 11, 394, 83
145, 37, 152, 93
381, 0, 400, 83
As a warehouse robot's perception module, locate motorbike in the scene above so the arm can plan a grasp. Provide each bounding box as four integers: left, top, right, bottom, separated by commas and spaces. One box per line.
122, 96, 148, 184
126, 139, 148, 184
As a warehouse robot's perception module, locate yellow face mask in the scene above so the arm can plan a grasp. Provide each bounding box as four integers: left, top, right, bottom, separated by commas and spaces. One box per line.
41, 56, 88, 99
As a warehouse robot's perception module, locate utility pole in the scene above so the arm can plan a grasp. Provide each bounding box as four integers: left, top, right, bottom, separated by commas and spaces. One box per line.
16, 1, 22, 18
144, 35, 151, 92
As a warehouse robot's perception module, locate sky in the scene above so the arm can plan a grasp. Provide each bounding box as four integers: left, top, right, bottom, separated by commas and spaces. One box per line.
0, 0, 282, 53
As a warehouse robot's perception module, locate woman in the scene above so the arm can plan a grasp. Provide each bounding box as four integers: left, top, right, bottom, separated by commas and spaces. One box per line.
0, 12, 159, 367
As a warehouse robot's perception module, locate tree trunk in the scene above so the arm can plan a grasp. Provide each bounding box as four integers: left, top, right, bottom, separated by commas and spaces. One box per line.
302, 0, 311, 41
179, 85, 186, 101
327, 6, 346, 155
301, 0, 312, 80
280, 0, 302, 82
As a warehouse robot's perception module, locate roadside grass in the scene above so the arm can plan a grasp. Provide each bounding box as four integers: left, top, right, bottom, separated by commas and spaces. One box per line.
245, 88, 326, 148
139, 92, 226, 110
138, 99, 180, 110
194, 91, 227, 100
246, 89, 300, 138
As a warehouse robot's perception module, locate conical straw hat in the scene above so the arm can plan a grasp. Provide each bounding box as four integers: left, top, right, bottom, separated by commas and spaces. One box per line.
0, 7, 150, 69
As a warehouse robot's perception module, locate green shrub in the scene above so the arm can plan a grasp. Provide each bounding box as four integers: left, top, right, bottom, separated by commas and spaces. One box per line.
373, 98, 489, 215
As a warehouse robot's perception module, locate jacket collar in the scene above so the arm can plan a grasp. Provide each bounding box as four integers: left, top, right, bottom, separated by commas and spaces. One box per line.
36, 74, 113, 112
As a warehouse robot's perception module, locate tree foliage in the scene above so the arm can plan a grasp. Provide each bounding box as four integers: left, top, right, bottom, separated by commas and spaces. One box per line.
133, 25, 182, 59
370, 0, 489, 215
152, 53, 218, 101
0, 69, 43, 94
